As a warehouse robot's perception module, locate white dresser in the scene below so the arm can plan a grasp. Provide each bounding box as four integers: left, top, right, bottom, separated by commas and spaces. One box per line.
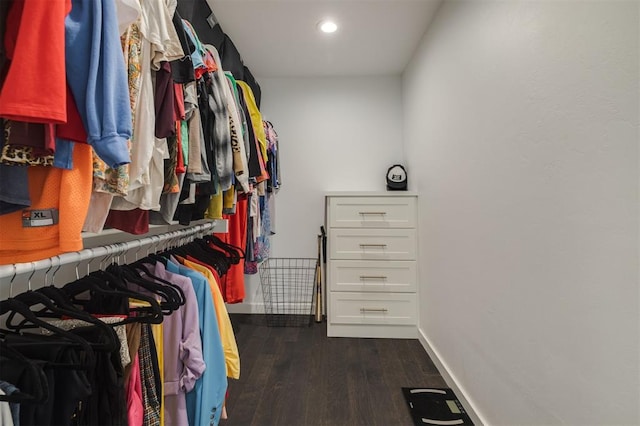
325, 192, 418, 338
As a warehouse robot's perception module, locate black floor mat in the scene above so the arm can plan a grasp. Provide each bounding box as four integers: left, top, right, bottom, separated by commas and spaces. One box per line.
402, 387, 474, 426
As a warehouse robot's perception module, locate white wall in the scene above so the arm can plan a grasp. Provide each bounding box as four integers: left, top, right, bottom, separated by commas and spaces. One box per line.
403, 1, 639, 425
230, 76, 404, 311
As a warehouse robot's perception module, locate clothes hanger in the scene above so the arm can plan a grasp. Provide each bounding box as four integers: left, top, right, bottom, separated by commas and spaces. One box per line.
5, 289, 120, 353
105, 262, 182, 314
0, 298, 96, 368
136, 234, 168, 266
119, 234, 184, 306
128, 259, 186, 307
170, 239, 225, 264
202, 233, 245, 259
61, 269, 164, 325
194, 241, 234, 274
198, 236, 244, 273
4, 260, 118, 345
101, 241, 182, 315
189, 235, 239, 262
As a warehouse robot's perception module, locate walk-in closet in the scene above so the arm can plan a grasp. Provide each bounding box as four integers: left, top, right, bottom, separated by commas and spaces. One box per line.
0, 0, 637, 425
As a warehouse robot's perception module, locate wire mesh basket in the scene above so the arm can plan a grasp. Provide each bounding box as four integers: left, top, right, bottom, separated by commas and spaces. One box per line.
259, 257, 317, 327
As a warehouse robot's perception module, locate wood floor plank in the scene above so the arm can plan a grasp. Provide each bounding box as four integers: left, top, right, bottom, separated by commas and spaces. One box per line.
322, 336, 353, 425
224, 317, 267, 417
251, 334, 294, 424
223, 315, 447, 426
304, 323, 334, 426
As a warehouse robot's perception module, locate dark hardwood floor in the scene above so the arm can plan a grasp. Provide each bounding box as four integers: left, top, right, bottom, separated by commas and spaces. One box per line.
222, 314, 447, 426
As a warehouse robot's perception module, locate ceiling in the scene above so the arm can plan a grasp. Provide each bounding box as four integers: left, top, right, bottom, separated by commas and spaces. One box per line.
206, 0, 443, 78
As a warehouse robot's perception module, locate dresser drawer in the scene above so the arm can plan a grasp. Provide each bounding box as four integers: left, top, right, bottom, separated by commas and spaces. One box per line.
329, 292, 417, 325
329, 260, 416, 292
327, 196, 416, 229
329, 228, 416, 260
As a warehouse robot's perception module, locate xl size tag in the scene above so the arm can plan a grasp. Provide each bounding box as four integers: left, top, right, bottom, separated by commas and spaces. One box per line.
22, 209, 59, 227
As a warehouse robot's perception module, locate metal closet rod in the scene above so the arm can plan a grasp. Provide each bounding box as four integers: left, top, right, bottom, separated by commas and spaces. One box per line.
0, 221, 217, 280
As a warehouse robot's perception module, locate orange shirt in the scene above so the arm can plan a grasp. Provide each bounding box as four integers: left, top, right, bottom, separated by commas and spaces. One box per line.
0, 143, 93, 264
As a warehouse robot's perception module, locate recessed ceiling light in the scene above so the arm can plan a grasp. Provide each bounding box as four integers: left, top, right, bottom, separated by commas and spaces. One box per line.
318, 20, 338, 34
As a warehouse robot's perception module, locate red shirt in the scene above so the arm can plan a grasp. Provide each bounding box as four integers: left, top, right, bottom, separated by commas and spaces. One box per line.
0, 0, 71, 123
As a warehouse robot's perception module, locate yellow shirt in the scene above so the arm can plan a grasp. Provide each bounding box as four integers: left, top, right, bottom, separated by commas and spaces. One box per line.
151, 322, 164, 426
180, 258, 241, 380
205, 190, 223, 220
236, 80, 267, 161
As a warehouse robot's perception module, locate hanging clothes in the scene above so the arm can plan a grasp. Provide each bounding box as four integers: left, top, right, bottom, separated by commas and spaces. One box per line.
202, 45, 233, 190
149, 261, 205, 426
179, 257, 240, 379
126, 353, 144, 426
213, 194, 248, 303
110, 0, 183, 213
165, 259, 227, 426
139, 323, 161, 426
65, 0, 132, 169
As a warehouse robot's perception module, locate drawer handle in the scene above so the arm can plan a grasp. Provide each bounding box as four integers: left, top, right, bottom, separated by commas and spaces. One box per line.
360, 275, 387, 280
359, 244, 387, 248
360, 308, 389, 313
359, 211, 387, 215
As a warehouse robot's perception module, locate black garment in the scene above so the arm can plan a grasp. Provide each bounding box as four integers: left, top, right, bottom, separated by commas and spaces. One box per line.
174, 184, 215, 225
3, 333, 92, 426
197, 75, 217, 196
0, 355, 49, 418
243, 66, 261, 109
191, 189, 213, 221
176, 0, 225, 52
174, 201, 194, 225
174, 174, 195, 225
191, 74, 221, 221
176, 1, 244, 78
170, 9, 195, 83
215, 31, 244, 81
74, 327, 126, 426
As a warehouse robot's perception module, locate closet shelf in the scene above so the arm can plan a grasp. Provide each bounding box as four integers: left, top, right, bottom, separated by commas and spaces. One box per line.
0, 219, 227, 280
82, 219, 228, 249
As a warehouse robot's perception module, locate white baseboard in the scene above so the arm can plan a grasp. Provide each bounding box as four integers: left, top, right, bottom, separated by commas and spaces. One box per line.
227, 302, 319, 316
226, 302, 265, 314
417, 327, 489, 426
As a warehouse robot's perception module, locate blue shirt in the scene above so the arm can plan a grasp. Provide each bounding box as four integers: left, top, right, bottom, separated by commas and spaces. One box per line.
65, 0, 131, 168
167, 259, 227, 426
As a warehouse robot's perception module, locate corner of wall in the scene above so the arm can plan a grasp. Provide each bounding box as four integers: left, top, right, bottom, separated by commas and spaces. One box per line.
417, 326, 489, 426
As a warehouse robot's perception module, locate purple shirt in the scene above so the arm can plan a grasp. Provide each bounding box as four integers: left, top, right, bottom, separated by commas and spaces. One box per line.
150, 261, 205, 426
